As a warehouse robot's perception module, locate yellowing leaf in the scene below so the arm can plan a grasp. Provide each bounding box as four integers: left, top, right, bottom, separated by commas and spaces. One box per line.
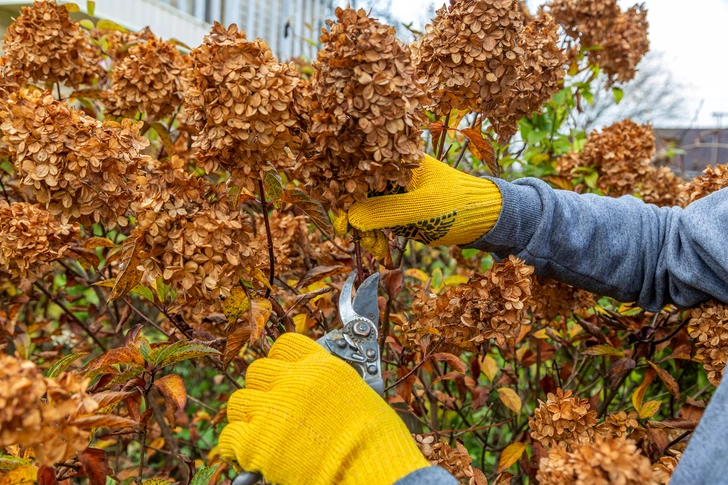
0, 465, 37, 485
639, 400, 661, 419
250, 297, 272, 341
443, 275, 469, 287
252, 268, 273, 291
497, 388, 522, 414
153, 373, 187, 412
84, 237, 115, 249
532, 329, 549, 339
581, 344, 625, 357
69, 414, 138, 430
108, 245, 142, 301
96, 19, 129, 32
479, 355, 498, 381
223, 287, 250, 324
404, 268, 429, 284
296, 265, 349, 289
63, 2, 80, 12
497, 442, 526, 473
632, 368, 655, 412
462, 128, 498, 177
294, 313, 316, 334
149, 122, 175, 156
647, 361, 681, 400
223, 325, 252, 370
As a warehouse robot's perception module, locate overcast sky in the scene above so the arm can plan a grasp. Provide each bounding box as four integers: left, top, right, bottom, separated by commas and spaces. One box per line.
383, 0, 728, 128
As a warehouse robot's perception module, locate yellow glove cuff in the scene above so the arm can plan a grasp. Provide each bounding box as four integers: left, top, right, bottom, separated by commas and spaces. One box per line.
348, 154, 502, 246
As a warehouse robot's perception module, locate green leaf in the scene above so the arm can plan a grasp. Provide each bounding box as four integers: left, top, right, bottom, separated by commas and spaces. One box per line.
87, 0, 95, 16
80, 19, 95, 30
131, 285, 154, 302
263, 166, 284, 206
0, 456, 33, 471
460, 248, 480, 259
584, 171, 599, 189
1, 160, 14, 175
190, 464, 221, 485
96, 19, 129, 33
139, 339, 152, 363
155, 276, 170, 303
148, 341, 220, 369
612, 87, 624, 105
47, 352, 89, 378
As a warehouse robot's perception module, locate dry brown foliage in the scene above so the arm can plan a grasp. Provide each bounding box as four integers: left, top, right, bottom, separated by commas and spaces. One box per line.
596, 410, 640, 438
414, 434, 488, 485
0, 88, 150, 228
3, 1, 103, 88
688, 301, 728, 386
184, 23, 300, 192
413, 0, 566, 139
105, 34, 189, 119
0, 356, 94, 464
131, 156, 262, 314
652, 453, 681, 484
0, 201, 79, 279
640, 165, 684, 207
547, 0, 649, 84
404, 255, 533, 351
529, 388, 597, 449
678, 163, 728, 207
537, 435, 658, 484
530, 276, 595, 323
297, 7, 428, 210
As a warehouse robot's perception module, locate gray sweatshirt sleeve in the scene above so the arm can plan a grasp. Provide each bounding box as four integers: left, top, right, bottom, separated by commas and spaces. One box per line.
394, 466, 460, 485
463, 177, 728, 312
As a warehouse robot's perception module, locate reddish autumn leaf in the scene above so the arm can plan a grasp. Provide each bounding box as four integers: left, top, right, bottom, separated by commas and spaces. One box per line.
296, 265, 350, 289
462, 128, 499, 177
153, 373, 187, 413
70, 414, 138, 430
280, 188, 334, 236
647, 361, 681, 400
77, 448, 113, 485
36, 465, 57, 485
432, 353, 467, 375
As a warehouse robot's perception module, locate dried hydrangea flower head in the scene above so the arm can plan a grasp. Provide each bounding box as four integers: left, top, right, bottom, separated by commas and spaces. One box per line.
536, 435, 658, 485
0, 356, 93, 464
412, 0, 566, 139
413, 434, 487, 484
557, 119, 654, 196
529, 388, 597, 449
639, 165, 683, 207
297, 7, 429, 210
106, 33, 189, 119
0, 89, 150, 228
596, 410, 639, 438
678, 162, 728, 207
688, 301, 728, 386
3, 1, 103, 88
403, 255, 533, 352
131, 156, 262, 314
184, 22, 300, 192
546, 0, 649, 84
652, 453, 681, 485
530, 276, 595, 323
0, 201, 79, 280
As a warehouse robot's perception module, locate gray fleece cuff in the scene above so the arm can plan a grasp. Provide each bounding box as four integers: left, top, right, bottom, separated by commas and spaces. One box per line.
461, 177, 543, 255
393, 466, 460, 485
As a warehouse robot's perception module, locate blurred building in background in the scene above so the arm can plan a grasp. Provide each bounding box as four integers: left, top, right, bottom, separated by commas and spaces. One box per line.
0, 0, 333, 60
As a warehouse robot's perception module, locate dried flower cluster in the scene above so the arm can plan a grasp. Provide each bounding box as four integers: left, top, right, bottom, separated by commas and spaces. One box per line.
0, 356, 92, 464
3, 1, 103, 88
687, 301, 728, 386
412, 1, 566, 138
184, 23, 300, 191
105, 34, 189, 119
529, 388, 597, 449
530, 276, 595, 323
404, 256, 533, 351
536, 435, 658, 485
131, 156, 262, 314
297, 7, 428, 209
640, 165, 684, 207
652, 453, 681, 485
678, 163, 728, 207
0, 89, 150, 228
0, 201, 79, 279
596, 411, 639, 438
547, 0, 649, 84
413, 434, 487, 485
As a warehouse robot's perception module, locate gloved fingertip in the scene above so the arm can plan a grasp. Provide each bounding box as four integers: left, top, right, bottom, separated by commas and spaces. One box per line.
227, 388, 266, 422
332, 209, 349, 237
268, 332, 326, 362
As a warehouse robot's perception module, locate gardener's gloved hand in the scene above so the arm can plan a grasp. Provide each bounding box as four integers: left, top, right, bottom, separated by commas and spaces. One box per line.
346, 154, 502, 246
218, 333, 429, 485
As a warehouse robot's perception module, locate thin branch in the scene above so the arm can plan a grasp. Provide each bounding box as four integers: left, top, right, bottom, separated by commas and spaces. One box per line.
384, 337, 445, 393
258, 179, 275, 298
34, 283, 107, 351
122, 297, 170, 337
352, 228, 365, 285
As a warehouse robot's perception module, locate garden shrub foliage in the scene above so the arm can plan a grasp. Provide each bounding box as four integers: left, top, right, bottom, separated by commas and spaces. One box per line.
0, 1, 726, 484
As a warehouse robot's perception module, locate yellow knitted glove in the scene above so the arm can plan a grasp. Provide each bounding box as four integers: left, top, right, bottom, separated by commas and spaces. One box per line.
348, 154, 502, 246
218, 333, 429, 485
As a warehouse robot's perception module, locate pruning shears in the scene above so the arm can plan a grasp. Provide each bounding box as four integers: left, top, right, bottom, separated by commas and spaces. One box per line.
232, 272, 383, 485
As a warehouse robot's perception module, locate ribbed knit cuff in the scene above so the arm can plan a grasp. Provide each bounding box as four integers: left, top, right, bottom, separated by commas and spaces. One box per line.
461, 177, 544, 255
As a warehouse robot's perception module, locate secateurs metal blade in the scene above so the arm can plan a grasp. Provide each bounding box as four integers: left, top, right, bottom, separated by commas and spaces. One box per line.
232, 271, 382, 485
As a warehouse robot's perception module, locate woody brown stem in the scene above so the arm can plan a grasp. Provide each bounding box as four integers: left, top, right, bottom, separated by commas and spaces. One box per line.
352, 228, 365, 285
438, 111, 451, 160
258, 179, 275, 299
